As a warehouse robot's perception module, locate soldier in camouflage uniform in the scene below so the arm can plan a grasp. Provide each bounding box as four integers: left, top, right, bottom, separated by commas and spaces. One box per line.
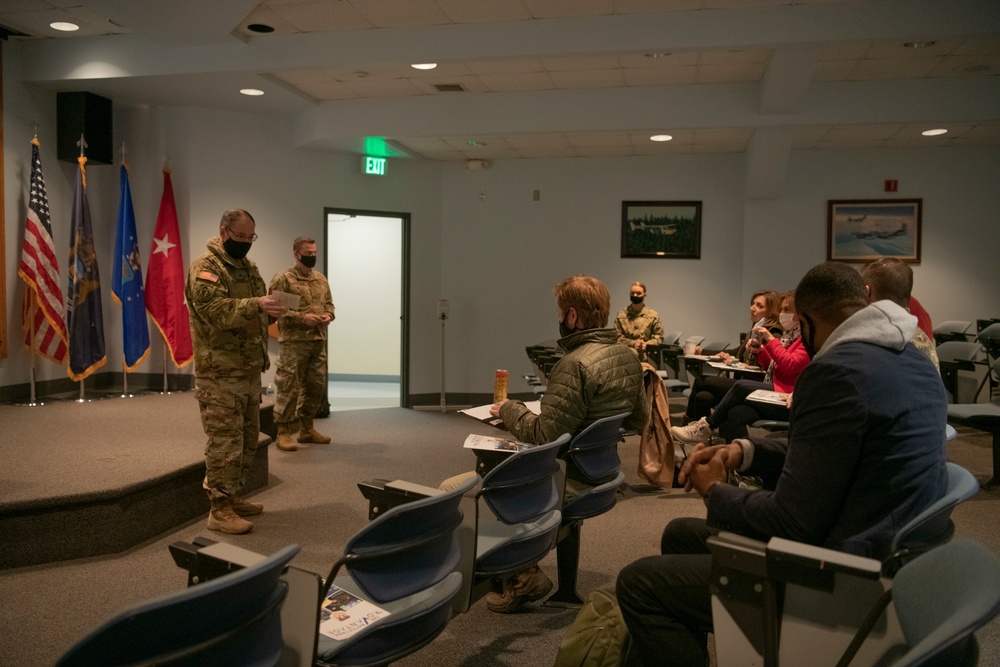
186, 209, 287, 535
614, 281, 664, 361
269, 236, 336, 450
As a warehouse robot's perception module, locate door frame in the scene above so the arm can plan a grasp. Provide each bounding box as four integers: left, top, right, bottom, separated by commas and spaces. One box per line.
323, 207, 411, 408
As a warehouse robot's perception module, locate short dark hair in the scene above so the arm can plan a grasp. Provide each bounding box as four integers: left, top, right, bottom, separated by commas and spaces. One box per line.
555, 275, 611, 329
795, 262, 868, 322
859, 257, 913, 307
220, 209, 254, 229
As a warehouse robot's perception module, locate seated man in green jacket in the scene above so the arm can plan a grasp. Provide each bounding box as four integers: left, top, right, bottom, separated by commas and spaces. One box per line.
486, 274, 649, 612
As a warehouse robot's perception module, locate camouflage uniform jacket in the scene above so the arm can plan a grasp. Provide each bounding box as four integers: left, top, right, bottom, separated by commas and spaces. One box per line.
186, 238, 270, 378
912, 328, 940, 372
614, 305, 664, 348
269, 267, 336, 342
500, 328, 649, 446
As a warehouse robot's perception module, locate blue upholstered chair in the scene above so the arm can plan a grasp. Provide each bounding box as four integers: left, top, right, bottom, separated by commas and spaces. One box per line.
453, 435, 567, 612
315, 475, 476, 666
948, 358, 1000, 486
57, 543, 300, 667
546, 412, 629, 607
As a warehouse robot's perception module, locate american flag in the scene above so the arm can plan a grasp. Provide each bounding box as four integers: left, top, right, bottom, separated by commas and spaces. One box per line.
18, 138, 68, 364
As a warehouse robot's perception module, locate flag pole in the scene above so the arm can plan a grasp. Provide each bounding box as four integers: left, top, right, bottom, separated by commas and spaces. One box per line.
73, 133, 92, 404
162, 341, 170, 394
18, 299, 44, 406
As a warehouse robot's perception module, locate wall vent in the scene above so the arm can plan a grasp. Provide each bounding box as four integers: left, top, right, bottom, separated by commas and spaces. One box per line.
433, 83, 467, 92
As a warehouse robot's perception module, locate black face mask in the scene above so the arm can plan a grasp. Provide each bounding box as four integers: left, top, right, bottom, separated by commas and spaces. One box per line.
630, 295, 643, 305
800, 313, 817, 358
299, 255, 317, 269
223, 238, 252, 260
559, 320, 575, 338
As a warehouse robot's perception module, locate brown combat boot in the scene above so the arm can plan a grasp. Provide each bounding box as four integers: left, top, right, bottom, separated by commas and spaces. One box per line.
297, 417, 331, 444
231, 496, 263, 516
275, 422, 298, 451
207, 499, 253, 534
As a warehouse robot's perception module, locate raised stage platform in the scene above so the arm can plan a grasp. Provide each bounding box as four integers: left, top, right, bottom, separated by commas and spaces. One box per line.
0, 391, 273, 570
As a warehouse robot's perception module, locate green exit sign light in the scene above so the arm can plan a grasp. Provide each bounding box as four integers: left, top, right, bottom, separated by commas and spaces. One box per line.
364, 156, 386, 175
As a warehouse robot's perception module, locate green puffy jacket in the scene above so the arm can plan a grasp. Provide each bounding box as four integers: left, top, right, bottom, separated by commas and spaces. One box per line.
500, 328, 649, 445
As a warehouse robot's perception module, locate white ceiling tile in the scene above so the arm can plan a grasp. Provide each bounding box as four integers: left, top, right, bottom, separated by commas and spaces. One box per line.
863, 40, 961, 59
812, 59, 856, 81
699, 48, 771, 65
705, 0, 790, 8
697, 61, 767, 83
410, 75, 489, 94
550, 69, 626, 88
927, 54, 1000, 78
405, 62, 474, 77
523, 0, 615, 18
267, 1, 374, 31
848, 56, 941, 80
434, 0, 534, 23
950, 135, 1000, 145
817, 42, 870, 61
613, 0, 702, 13
631, 129, 694, 145
575, 145, 638, 156
505, 134, 572, 148
957, 123, 1000, 139
459, 148, 521, 159
321, 66, 411, 81
694, 127, 753, 144
478, 71, 556, 91
622, 66, 698, 85
953, 38, 1000, 56
567, 133, 632, 147
347, 0, 452, 27
542, 55, 621, 71
516, 147, 581, 158
298, 81, 361, 100
690, 142, 745, 153
340, 78, 425, 97
619, 51, 700, 68
443, 136, 513, 150
273, 68, 337, 85
823, 124, 899, 142
467, 59, 546, 75
792, 126, 832, 146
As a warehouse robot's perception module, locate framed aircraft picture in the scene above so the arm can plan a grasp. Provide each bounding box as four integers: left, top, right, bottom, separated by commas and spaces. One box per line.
827, 199, 922, 263
621, 200, 702, 259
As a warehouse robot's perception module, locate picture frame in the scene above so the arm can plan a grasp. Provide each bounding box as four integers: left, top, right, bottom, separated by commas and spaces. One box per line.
621, 200, 702, 259
827, 199, 922, 264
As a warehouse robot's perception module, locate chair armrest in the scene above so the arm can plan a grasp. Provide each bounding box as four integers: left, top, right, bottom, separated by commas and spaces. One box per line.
767, 537, 882, 580
357, 479, 441, 520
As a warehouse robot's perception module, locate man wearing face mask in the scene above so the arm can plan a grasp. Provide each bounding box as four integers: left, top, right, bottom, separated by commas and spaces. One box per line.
269, 236, 336, 451
186, 209, 287, 534
474, 275, 648, 613
616, 262, 946, 667
615, 281, 664, 360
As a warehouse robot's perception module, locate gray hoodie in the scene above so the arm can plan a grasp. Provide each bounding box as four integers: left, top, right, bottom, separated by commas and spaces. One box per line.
814, 299, 917, 360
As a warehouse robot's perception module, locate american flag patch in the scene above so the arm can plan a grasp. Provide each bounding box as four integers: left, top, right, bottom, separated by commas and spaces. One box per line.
198, 271, 219, 282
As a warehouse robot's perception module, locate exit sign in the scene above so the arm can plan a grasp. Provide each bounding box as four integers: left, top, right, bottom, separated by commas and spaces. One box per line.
364, 156, 386, 175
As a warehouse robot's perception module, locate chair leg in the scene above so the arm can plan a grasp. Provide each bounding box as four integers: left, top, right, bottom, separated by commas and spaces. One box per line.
987, 429, 1000, 488
544, 522, 584, 608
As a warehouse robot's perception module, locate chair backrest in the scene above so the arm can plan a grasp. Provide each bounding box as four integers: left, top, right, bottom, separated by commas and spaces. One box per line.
480, 435, 567, 525
979, 323, 1000, 361
663, 331, 683, 346
684, 335, 706, 346
58, 544, 300, 667
935, 340, 981, 364
563, 412, 629, 483
700, 341, 732, 354
933, 320, 972, 345
889, 539, 1000, 667
884, 463, 979, 576
338, 475, 476, 604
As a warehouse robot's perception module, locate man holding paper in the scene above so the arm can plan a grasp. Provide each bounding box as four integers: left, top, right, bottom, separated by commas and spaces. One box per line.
187, 209, 287, 534
269, 236, 336, 451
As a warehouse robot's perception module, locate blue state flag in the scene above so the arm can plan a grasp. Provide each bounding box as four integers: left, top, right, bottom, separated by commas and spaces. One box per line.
112, 165, 150, 370
66, 156, 107, 382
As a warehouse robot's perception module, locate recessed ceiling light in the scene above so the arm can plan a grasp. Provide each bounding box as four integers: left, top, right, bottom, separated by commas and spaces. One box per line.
240, 88, 265, 96
50, 21, 79, 32
411, 63, 437, 70
904, 41, 937, 49
921, 128, 948, 136
466, 140, 487, 147
247, 23, 275, 33
650, 134, 673, 142
645, 53, 668, 59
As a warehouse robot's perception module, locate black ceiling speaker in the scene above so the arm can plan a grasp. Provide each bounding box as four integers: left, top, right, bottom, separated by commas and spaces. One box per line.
57, 92, 113, 165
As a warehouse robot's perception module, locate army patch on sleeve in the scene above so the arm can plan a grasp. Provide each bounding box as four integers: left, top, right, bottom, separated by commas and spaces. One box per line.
197, 271, 219, 282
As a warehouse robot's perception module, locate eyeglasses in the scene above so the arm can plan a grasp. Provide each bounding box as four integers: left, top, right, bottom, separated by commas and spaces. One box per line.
226, 230, 258, 243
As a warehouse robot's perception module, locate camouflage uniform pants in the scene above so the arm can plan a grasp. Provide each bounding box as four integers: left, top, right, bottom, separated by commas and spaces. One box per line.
273, 339, 327, 424
195, 376, 261, 501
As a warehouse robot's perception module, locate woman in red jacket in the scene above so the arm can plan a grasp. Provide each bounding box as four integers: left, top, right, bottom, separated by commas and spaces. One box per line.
672, 291, 809, 444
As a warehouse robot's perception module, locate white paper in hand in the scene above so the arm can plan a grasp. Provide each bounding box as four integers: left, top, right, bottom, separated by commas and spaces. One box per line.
271, 290, 301, 310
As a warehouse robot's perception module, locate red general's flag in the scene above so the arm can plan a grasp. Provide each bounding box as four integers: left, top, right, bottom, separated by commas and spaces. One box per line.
146, 169, 193, 367
18, 138, 68, 364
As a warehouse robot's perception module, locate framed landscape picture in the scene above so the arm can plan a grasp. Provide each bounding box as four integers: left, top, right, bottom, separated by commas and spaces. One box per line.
827, 199, 922, 263
621, 200, 702, 259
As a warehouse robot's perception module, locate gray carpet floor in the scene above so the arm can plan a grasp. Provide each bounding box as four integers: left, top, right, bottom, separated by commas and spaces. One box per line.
1, 397, 999, 666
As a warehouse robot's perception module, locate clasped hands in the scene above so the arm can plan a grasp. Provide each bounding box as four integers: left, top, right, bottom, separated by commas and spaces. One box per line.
677, 441, 744, 496
302, 313, 333, 327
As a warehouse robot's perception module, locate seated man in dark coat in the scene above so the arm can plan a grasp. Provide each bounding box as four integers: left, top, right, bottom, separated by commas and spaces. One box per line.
616, 261, 947, 667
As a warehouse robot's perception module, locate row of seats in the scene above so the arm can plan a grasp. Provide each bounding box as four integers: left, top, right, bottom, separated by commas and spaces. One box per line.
57, 414, 631, 667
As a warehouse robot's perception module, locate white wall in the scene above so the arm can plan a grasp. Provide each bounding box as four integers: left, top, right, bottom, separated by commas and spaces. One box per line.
4, 39, 999, 398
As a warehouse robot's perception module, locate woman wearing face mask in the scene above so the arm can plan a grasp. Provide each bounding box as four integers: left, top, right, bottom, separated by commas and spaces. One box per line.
672, 290, 809, 445
681, 289, 784, 426
614, 281, 664, 360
